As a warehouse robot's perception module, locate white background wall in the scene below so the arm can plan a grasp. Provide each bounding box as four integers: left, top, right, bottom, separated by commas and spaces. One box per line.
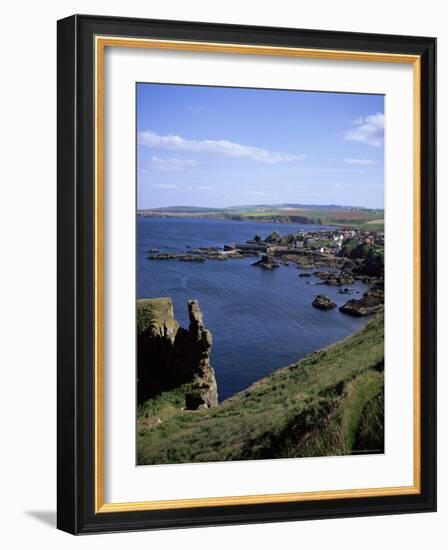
0, 1, 444, 547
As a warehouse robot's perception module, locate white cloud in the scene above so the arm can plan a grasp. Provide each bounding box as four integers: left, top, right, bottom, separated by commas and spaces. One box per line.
333, 183, 355, 188
344, 113, 384, 147
344, 158, 376, 165
194, 185, 215, 191
183, 184, 215, 192
150, 183, 215, 192
154, 183, 178, 189
138, 130, 306, 164
147, 156, 198, 171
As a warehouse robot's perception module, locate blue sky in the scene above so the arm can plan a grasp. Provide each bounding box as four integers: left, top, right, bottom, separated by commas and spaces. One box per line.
137, 83, 384, 209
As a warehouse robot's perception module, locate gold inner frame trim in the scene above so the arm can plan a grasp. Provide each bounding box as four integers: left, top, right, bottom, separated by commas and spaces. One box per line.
94, 35, 421, 514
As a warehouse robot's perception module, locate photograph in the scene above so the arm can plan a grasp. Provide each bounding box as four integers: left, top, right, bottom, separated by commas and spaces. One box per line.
54, 11, 436, 535
136, 83, 385, 466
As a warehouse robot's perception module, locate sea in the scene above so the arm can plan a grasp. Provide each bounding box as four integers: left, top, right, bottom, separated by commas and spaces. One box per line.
137, 216, 369, 401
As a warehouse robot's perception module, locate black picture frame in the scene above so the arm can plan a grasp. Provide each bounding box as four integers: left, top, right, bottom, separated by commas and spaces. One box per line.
57, 14, 436, 535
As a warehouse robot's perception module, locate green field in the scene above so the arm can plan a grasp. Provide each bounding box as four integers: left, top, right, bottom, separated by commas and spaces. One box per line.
138, 205, 384, 231
137, 311, 384, 464
230, 208, 384, 229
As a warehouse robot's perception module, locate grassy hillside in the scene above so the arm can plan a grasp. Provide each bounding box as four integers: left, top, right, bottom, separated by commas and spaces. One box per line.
231, 208, 384, 230
137, 312, 384, 465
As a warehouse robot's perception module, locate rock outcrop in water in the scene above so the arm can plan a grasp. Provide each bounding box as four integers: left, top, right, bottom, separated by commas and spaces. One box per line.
339, 286, 384, 317
137, 298, 218, 409
312, 294, 337, 310
252, 254, 280, 270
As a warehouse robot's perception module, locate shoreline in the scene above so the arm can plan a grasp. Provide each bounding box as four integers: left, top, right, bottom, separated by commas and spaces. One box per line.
138, 217, 384, 403
144, 222, 384, 317
220, 309, 381, 405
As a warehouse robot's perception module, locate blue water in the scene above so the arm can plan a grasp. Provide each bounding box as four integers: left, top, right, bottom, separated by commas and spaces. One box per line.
137, 217, 369, 401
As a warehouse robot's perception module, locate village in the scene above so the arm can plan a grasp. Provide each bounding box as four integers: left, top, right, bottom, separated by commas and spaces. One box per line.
147, 227, 384, 267
230, 227, 383, 255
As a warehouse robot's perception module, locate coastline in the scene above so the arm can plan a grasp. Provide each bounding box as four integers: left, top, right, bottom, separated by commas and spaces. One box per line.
138, 216, 384, 398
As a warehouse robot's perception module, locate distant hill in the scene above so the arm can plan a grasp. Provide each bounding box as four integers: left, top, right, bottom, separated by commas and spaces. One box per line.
145, 205, 224, 213
226, 203, 367, 212
137, 204, 384, 230
141, 203, 371, 214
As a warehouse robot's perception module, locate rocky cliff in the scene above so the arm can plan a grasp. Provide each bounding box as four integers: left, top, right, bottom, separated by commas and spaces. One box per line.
137, 298, 218, 409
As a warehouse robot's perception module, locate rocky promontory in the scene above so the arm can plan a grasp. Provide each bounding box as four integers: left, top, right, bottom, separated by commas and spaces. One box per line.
252, 254, 280, 270
339, 287, 384, 317
313, 270, 355, 286
137, 298, 218, 409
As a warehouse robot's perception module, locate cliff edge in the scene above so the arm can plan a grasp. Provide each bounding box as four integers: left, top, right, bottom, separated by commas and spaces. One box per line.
137, 298, 218, 409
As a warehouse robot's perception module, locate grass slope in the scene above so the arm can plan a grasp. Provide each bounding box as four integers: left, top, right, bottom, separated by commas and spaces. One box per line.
137, 312, 384, 465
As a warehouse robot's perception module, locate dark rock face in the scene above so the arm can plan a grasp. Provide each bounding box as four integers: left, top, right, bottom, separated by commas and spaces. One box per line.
252, 254, 280, 269
339, 288, 384, 317
265, 231, 282, 243
137, 298, 218, 408
312, 294, 337, 310
148, 253, 206, 262
313, 270, 355, 286
356, 248, 384, 277
178, 255, 206, 262
185, 301, 218, 409
339, 241, 384, 278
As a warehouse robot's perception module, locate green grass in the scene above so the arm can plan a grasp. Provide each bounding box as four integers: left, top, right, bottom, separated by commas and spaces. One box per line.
355, 222, 384, 232
234, 210, 279, 217
353, 387, 384, 453
222, 208, 384, 230
293, 209, 384, 229
137, 297, 178, 335
340, 370, 384, 450
137, 312, 384, 464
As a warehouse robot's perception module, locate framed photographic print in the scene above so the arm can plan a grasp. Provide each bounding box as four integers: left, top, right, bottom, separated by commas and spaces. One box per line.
57, 14, 436, 534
